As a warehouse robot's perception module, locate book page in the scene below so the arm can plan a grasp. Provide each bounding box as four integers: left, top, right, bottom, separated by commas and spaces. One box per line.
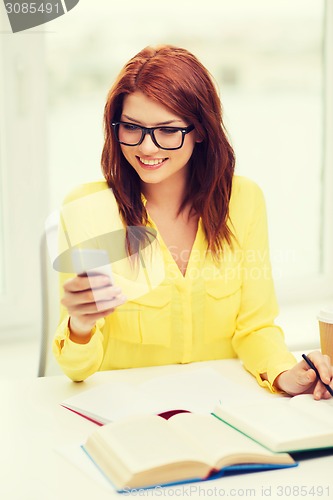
62, 381, 145, 423
86, 415, 211, 475
62, 367, 247, 423
289, 394, 333, 426
168, 413, 291, 467
138, 368, 247, 414
214, 398, 333, 452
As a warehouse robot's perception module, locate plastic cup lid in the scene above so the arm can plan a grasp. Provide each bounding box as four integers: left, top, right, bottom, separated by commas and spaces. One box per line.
317, 307, 333, 324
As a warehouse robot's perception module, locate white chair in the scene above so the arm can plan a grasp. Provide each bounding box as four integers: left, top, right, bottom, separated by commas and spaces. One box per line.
38, 233, 62, 376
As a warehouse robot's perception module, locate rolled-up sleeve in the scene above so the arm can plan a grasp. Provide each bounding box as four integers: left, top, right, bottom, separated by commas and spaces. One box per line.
53, 314, 105, 381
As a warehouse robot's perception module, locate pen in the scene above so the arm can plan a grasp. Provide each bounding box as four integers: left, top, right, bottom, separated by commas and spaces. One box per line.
302, 353, 333, 397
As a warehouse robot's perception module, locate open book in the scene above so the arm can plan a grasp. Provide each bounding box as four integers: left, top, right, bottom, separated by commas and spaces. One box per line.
82, 412, 296, 490
214, 394, 333, 453
61, 368, 249, 424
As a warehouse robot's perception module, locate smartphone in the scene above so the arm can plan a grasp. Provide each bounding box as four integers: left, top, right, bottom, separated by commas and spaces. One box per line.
71, 248, 113, 283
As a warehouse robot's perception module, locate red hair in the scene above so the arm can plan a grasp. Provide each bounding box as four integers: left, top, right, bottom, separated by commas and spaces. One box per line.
101, 45, 235, 255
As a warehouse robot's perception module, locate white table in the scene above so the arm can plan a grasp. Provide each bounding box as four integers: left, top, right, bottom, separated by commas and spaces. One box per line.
0, 359, 332, 500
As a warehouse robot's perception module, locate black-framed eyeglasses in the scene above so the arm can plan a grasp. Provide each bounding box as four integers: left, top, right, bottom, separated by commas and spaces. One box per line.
111, 121, 195, 151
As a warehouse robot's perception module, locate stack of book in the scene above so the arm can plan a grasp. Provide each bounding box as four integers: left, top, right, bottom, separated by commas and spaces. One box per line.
60, 367, 333, 491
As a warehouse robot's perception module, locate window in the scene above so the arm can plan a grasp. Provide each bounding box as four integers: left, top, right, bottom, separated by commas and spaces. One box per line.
0, 116, 5, 296
0, 0, 332, 344
46, 0, 329, 301
0, 10, 47, 335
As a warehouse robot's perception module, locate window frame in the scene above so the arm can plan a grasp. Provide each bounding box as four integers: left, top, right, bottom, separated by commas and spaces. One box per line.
322, 0, 333, 280
275, 0, 333, 305
0, 11, 48, 337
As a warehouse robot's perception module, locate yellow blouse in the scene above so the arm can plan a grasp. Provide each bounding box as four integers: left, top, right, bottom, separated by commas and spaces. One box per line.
53, 176, 296, 388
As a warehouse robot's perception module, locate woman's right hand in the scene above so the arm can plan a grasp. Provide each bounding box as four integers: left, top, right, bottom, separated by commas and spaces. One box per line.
61, 274, 127, 343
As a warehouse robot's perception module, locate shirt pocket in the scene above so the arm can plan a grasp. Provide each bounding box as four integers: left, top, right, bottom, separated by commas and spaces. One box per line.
204, 276, 242, 343
111, 285, 172, 347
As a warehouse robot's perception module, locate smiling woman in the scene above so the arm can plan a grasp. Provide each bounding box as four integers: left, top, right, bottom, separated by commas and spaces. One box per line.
52, 44, 333, 401
0, 1, 330, 386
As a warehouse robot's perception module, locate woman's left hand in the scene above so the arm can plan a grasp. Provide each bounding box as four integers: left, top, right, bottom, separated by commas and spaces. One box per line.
274, 351, 333, 399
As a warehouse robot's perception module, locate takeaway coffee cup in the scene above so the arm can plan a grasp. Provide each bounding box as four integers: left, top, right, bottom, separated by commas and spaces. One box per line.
318, 307, 333, 361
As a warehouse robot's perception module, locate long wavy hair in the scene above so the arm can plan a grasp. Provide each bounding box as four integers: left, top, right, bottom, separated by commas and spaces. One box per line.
101, 45, 235, 256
